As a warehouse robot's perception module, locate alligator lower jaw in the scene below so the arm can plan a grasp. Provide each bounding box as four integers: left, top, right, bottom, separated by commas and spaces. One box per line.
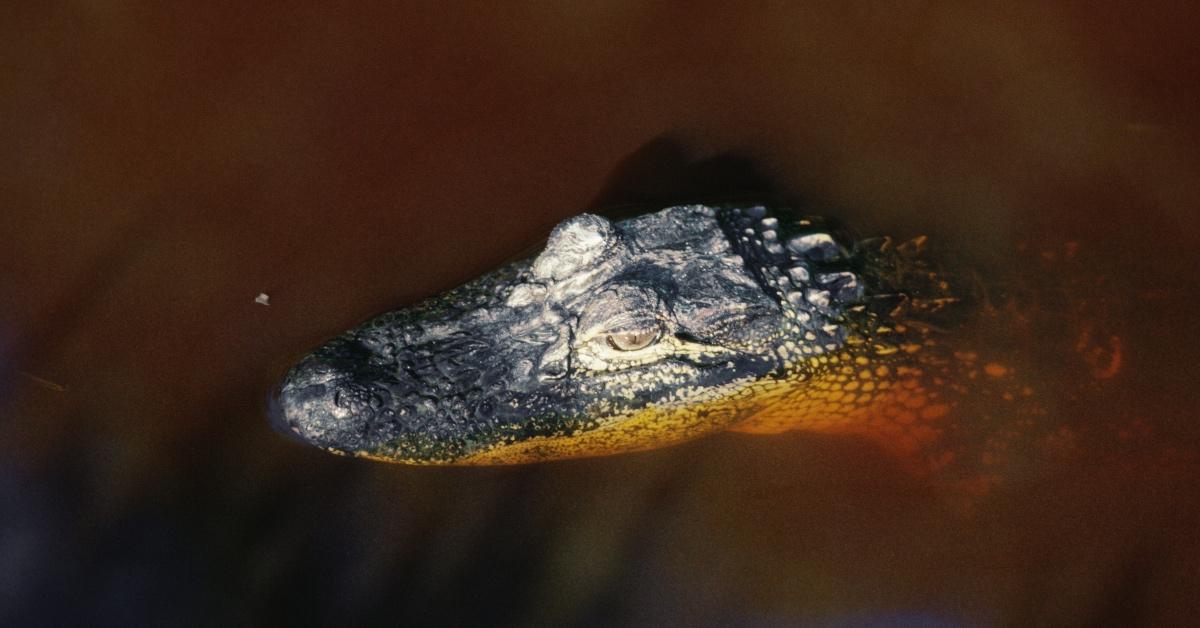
324, 379, 759, 465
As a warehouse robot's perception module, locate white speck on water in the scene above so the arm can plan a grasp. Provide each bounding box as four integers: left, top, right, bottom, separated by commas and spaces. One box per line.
255, 293, 270, 306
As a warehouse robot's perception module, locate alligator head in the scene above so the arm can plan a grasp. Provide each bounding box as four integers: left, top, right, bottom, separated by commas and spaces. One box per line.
273, 204, 886, 464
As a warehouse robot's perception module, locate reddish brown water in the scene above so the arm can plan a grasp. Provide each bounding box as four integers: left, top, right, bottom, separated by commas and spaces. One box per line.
3, 4, 1199, 625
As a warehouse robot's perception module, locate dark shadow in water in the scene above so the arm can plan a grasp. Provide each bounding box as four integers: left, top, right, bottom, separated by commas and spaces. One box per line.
587, 136, 782, 210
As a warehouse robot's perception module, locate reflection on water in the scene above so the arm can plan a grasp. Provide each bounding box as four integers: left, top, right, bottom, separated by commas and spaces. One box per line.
3, 4, 1199, 626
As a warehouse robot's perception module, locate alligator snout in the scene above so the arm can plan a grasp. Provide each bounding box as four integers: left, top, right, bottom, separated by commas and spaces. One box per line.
272, 325, 545, 463
272, 343, 391, 454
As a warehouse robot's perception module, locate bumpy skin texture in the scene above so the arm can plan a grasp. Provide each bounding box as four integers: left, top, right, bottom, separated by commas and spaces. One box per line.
274, 204, 941, 464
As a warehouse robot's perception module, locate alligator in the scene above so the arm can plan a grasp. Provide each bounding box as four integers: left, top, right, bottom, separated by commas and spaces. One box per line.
273, 203, 967, 465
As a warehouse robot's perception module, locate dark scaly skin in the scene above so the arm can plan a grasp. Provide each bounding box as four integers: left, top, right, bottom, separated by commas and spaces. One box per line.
272, 203, 966, 466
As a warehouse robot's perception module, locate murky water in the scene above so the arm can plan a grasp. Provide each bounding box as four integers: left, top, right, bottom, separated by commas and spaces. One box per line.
3, 4, 1199, 626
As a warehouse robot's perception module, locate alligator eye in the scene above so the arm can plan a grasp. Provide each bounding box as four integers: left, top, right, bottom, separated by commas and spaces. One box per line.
605, 329, 659, 351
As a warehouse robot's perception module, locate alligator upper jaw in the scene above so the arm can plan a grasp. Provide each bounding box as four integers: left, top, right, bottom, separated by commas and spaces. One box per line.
268, 260, 583, 463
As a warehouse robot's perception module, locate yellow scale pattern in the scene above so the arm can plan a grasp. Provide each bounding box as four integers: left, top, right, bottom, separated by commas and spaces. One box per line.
730, 349, 950, 458
426, 336, 954, 466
